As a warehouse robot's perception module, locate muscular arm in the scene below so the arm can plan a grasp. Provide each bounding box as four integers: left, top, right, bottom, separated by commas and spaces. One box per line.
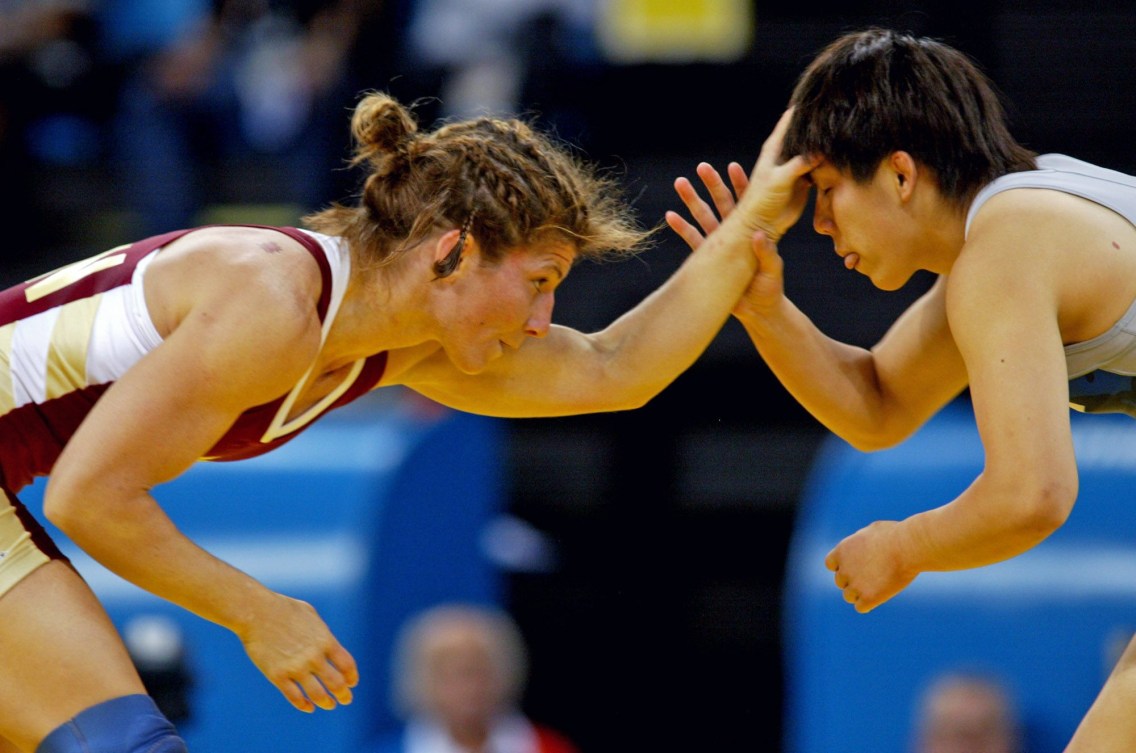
896, 229, 1078, 568
392, 111, 816, 416
42, 234, 357, 712
738, 275, 969, 449
394, 230, 768, 416
826, 219, 1078, 613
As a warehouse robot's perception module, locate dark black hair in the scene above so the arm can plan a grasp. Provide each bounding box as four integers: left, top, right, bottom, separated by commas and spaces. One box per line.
782, 28, 1037, 208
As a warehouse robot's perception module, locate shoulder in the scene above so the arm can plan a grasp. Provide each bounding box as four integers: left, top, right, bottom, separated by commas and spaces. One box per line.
146, 226, 324, 337
963, 185, 1111, 281
970, 185, 1088, 231
151, 225, 323, 283
145, 226, 325, 392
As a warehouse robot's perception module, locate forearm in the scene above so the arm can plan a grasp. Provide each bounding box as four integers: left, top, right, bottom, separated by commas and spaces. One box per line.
896, 472, 1072, 573
590, 225, 761, 404
48, 488, 273, 638
737, 297, 897, 448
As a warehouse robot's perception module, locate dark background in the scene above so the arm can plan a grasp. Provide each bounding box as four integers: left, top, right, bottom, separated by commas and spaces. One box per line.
6, 2, 1136, 751
497, 4, 1136, 753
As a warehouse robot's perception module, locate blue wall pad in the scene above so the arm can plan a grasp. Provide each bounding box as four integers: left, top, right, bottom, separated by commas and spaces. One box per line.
784, 399, 1136, 753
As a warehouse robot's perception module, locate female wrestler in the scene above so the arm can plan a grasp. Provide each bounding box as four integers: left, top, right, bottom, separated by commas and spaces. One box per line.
668, 27, 1136, 753
0, 92, 812, 752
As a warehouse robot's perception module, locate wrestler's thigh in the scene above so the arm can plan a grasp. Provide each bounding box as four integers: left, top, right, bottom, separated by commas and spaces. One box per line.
0, 560, 147, 751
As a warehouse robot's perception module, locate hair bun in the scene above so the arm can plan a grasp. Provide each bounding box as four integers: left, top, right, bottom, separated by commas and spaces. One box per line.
350, 92, 419, 170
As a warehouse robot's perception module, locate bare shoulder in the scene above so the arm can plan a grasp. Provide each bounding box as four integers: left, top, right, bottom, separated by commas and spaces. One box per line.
969, 186, 1136, 257
146, 226, 323, 336
145, 227, 324, 392
962, 186, 1136, 342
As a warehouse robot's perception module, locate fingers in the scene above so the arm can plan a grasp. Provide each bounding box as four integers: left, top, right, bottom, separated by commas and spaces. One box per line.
826, 548, 881, 614
727, 162, 749, 197
695, 162, 738, 216
780, 153, 821, 180
673, 175, 723, 235
826, 547, 864, 610
751, 108, 819, 189
833, 567, 872, 613
665, 210, 706, 252
328, 643, 360, 689
756, 107, 796, 166
278, 676, 316, 713
825, 549, 838, 572
296, 673, 336, 712
276, 647, 358, 713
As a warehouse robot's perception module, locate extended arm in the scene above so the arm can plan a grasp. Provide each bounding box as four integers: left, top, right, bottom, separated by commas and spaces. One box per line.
667, 163, 969, 449
393, 111, 816, 416
739, 275, 968, 449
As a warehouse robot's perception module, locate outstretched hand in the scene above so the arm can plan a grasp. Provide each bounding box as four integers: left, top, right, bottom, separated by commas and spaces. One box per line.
666, 161, 751, 251
666, 162, 790, 318
666, 108, 815, 251
665, 109, 815, 319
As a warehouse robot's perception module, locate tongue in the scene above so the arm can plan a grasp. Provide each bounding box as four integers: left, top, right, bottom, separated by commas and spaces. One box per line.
844, 253, 860, 270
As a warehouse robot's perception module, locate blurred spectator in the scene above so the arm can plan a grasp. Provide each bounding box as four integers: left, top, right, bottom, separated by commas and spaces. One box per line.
0, 0, 109, 271
123, 613, 196, 728
103, 0, 379, 237
367, 602, 580, 753
912, 671, 1024, 753
403, 0, 599, 125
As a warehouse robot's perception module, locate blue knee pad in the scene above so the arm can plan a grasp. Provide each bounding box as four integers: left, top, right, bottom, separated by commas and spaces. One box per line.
36, 694, 187, 753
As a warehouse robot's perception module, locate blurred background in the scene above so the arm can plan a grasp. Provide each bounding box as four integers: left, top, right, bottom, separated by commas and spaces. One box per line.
6, 1, 1136, 752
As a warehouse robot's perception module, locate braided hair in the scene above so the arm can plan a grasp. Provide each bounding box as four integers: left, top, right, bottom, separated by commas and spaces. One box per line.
305, 92, 650, 275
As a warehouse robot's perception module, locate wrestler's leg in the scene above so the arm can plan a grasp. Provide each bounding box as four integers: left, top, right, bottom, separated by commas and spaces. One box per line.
0, 734, 21, 753
0, 560, 149, 751
1064, 633, 1136, 753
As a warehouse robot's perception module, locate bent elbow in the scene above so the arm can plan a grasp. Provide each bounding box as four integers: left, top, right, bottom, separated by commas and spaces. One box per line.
42, 489, 76, 534
844, 432, 906, 453
840, 420, 918, 453
42, 476, 89, 536
1021, 481, 1077, 537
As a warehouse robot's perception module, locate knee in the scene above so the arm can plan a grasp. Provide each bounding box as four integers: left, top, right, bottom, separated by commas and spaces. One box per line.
36, 695, 188, 753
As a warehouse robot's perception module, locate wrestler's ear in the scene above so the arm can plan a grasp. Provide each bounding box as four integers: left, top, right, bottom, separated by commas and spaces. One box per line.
889, 151, 918, 201
431, 228, 469, 279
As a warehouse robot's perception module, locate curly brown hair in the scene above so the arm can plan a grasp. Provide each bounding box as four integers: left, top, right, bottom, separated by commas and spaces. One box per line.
305, 91, 652, 274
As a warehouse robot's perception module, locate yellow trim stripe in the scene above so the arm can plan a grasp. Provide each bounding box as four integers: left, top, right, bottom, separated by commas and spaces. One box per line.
0, 323, 13, 416
25, 247, 128, 303
45, 294, 101, 401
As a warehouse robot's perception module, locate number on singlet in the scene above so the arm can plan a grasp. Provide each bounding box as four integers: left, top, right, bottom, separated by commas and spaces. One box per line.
24, 245, 131, 303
